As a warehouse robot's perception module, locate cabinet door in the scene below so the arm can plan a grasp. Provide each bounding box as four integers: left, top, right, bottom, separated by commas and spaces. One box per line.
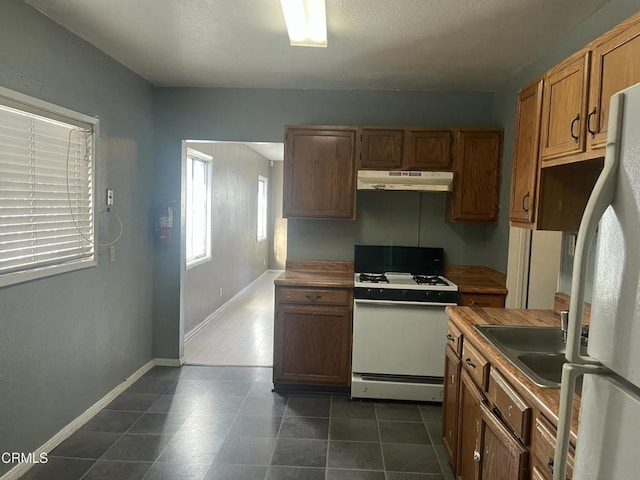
540, 51, 590, 161
359, 128, 404, 169
509, 78, 543, 225
406, 129, 452, 170
283, 127, 357, 219
443, 345, 461, 471
273, 304, 352, 386
588, 18, 640, 149
457, 370, 483, 480
479, 404, 528, 480
448, 130, 502, 223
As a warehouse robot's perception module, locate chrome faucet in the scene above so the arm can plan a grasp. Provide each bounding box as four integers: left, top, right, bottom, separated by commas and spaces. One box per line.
561, 310, 569, 343
560, 310, 589, 346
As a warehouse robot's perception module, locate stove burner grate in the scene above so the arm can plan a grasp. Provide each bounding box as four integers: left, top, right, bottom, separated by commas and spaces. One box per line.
359, 273, 389, 284
412, 274, 448, 286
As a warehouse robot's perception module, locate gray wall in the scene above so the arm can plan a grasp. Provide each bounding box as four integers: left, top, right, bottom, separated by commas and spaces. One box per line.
152, 87, 498, 358
489, 0, 640, 274
288, 191, 492, 265
184, 142, 271, 334
0, 1, 155, 475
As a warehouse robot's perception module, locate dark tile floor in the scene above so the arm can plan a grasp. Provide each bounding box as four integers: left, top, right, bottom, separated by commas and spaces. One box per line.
21, 366, 455, 480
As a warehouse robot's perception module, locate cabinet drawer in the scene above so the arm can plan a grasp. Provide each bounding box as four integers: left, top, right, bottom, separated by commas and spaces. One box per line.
278, 288, 350, 306
533, 415, 574, 479
446, 321, 463, 356
488, 369, 532, 444
459, 293, 505, 307
461, 341, 489, 390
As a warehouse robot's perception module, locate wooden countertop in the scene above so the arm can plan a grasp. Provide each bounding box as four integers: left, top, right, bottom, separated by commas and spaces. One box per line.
274, 262, 508, 294
446, 305, 580, 445
446, 265, 508, 295
274, 260, 354, 288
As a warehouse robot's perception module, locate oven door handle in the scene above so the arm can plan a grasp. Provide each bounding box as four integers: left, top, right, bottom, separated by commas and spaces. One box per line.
354, 299, 457, 307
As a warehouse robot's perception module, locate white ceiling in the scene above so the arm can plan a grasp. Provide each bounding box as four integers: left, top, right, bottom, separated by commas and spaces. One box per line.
25, 0, 610, 91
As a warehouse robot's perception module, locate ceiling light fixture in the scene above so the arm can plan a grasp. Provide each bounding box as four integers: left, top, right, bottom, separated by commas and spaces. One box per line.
279, 0, 327, 47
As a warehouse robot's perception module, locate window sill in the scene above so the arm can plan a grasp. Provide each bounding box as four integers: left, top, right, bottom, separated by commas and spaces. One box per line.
186, 255, 211, 270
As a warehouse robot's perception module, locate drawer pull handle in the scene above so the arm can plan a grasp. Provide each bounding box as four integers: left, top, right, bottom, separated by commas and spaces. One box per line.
587, 107, 597, 138
446, 334, 455, 342
465, 358, 476, 369
522, 192, 530, 212
305, 294, 322, 301
570, 113, 580, 143
547, 458, 554, 474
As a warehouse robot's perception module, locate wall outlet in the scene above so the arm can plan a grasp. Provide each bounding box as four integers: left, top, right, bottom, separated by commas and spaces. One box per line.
263, 258, 266, 266
219, 287, 223, 297
108, 245, 116, 263
106, 188, 114, 206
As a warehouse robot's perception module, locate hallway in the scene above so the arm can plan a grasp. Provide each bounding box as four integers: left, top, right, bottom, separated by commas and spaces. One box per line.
185, 271, 281, 367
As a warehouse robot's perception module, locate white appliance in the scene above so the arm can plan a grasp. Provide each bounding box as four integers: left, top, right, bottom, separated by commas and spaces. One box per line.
351, 245, 458, 402
357, 170, 454, 192
553, 83, 640, 480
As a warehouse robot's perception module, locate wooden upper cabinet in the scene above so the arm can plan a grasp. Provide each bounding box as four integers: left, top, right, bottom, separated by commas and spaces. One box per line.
447, 129, 502, 223
283, 127, 357, 219
588, 16, 640, 149
510, 78, 543, 226
359, 128, 404, 169
405, 129, 452, 170
358, 128, 452, 171
540, 50, 590, 162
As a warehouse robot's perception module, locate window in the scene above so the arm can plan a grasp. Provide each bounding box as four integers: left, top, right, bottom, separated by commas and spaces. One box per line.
0, 87, 97, 287
186, 148, 212, 268
257, 175, 268, 242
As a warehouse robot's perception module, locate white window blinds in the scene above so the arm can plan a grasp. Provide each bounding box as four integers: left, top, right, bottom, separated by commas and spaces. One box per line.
0, 93, 96, 287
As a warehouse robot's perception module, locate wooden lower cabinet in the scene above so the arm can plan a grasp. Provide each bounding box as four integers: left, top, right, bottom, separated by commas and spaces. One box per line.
444, 319, 536, 480
457, 370, 484, 480
273, 286, 352, 388
459, 293, 506, 308
443, 345, 461, 468
480, 404, 528, 480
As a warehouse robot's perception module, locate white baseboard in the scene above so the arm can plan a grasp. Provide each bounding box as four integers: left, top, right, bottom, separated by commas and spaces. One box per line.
154, 356, 185, 367
184, 269, 277, 342
0, 358, 179, 480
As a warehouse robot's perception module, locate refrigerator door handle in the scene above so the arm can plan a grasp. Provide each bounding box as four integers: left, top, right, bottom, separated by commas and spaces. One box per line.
567, 91, 625, 364
553, 363, 610, 480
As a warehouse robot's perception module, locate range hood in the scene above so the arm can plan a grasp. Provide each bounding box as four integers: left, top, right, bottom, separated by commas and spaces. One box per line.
357, 170, 453, 192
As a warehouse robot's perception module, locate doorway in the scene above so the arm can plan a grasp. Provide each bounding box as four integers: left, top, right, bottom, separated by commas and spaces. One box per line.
180, 140, 286, 366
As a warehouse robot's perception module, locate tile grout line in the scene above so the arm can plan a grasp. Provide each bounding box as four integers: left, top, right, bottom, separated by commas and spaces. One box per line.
324, 395, 333, 480
265, 392, 289, 479
374, 402, 389, 480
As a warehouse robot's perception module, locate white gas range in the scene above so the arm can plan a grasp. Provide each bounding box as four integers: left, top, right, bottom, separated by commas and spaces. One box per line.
351, 245, 459, 402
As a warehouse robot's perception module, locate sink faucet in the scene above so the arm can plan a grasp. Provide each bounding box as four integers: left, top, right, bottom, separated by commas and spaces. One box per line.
560, 310, 589, 346
561, 310, 569, 343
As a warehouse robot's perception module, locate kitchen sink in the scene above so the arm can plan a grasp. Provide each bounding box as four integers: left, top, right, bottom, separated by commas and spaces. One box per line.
474, 325, 570, 388
517, 353, 566, 385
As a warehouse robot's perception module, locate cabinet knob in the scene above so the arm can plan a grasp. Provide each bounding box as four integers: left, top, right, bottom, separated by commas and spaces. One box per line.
473, 450, 481, 463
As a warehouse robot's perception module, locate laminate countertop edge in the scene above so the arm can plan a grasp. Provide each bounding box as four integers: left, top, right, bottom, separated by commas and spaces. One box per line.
445, 305, 580, 445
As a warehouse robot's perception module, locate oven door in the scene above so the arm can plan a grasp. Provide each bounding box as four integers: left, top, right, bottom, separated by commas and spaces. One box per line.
351, 299, 448, 378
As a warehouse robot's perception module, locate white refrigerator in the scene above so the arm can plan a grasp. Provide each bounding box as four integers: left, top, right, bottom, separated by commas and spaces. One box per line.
554, 82, 640, 480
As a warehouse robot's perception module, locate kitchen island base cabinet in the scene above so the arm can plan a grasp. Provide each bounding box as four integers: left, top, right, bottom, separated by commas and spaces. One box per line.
443, 345, 461, 470
457, 370, 483, 480
273, 286, 352, 390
